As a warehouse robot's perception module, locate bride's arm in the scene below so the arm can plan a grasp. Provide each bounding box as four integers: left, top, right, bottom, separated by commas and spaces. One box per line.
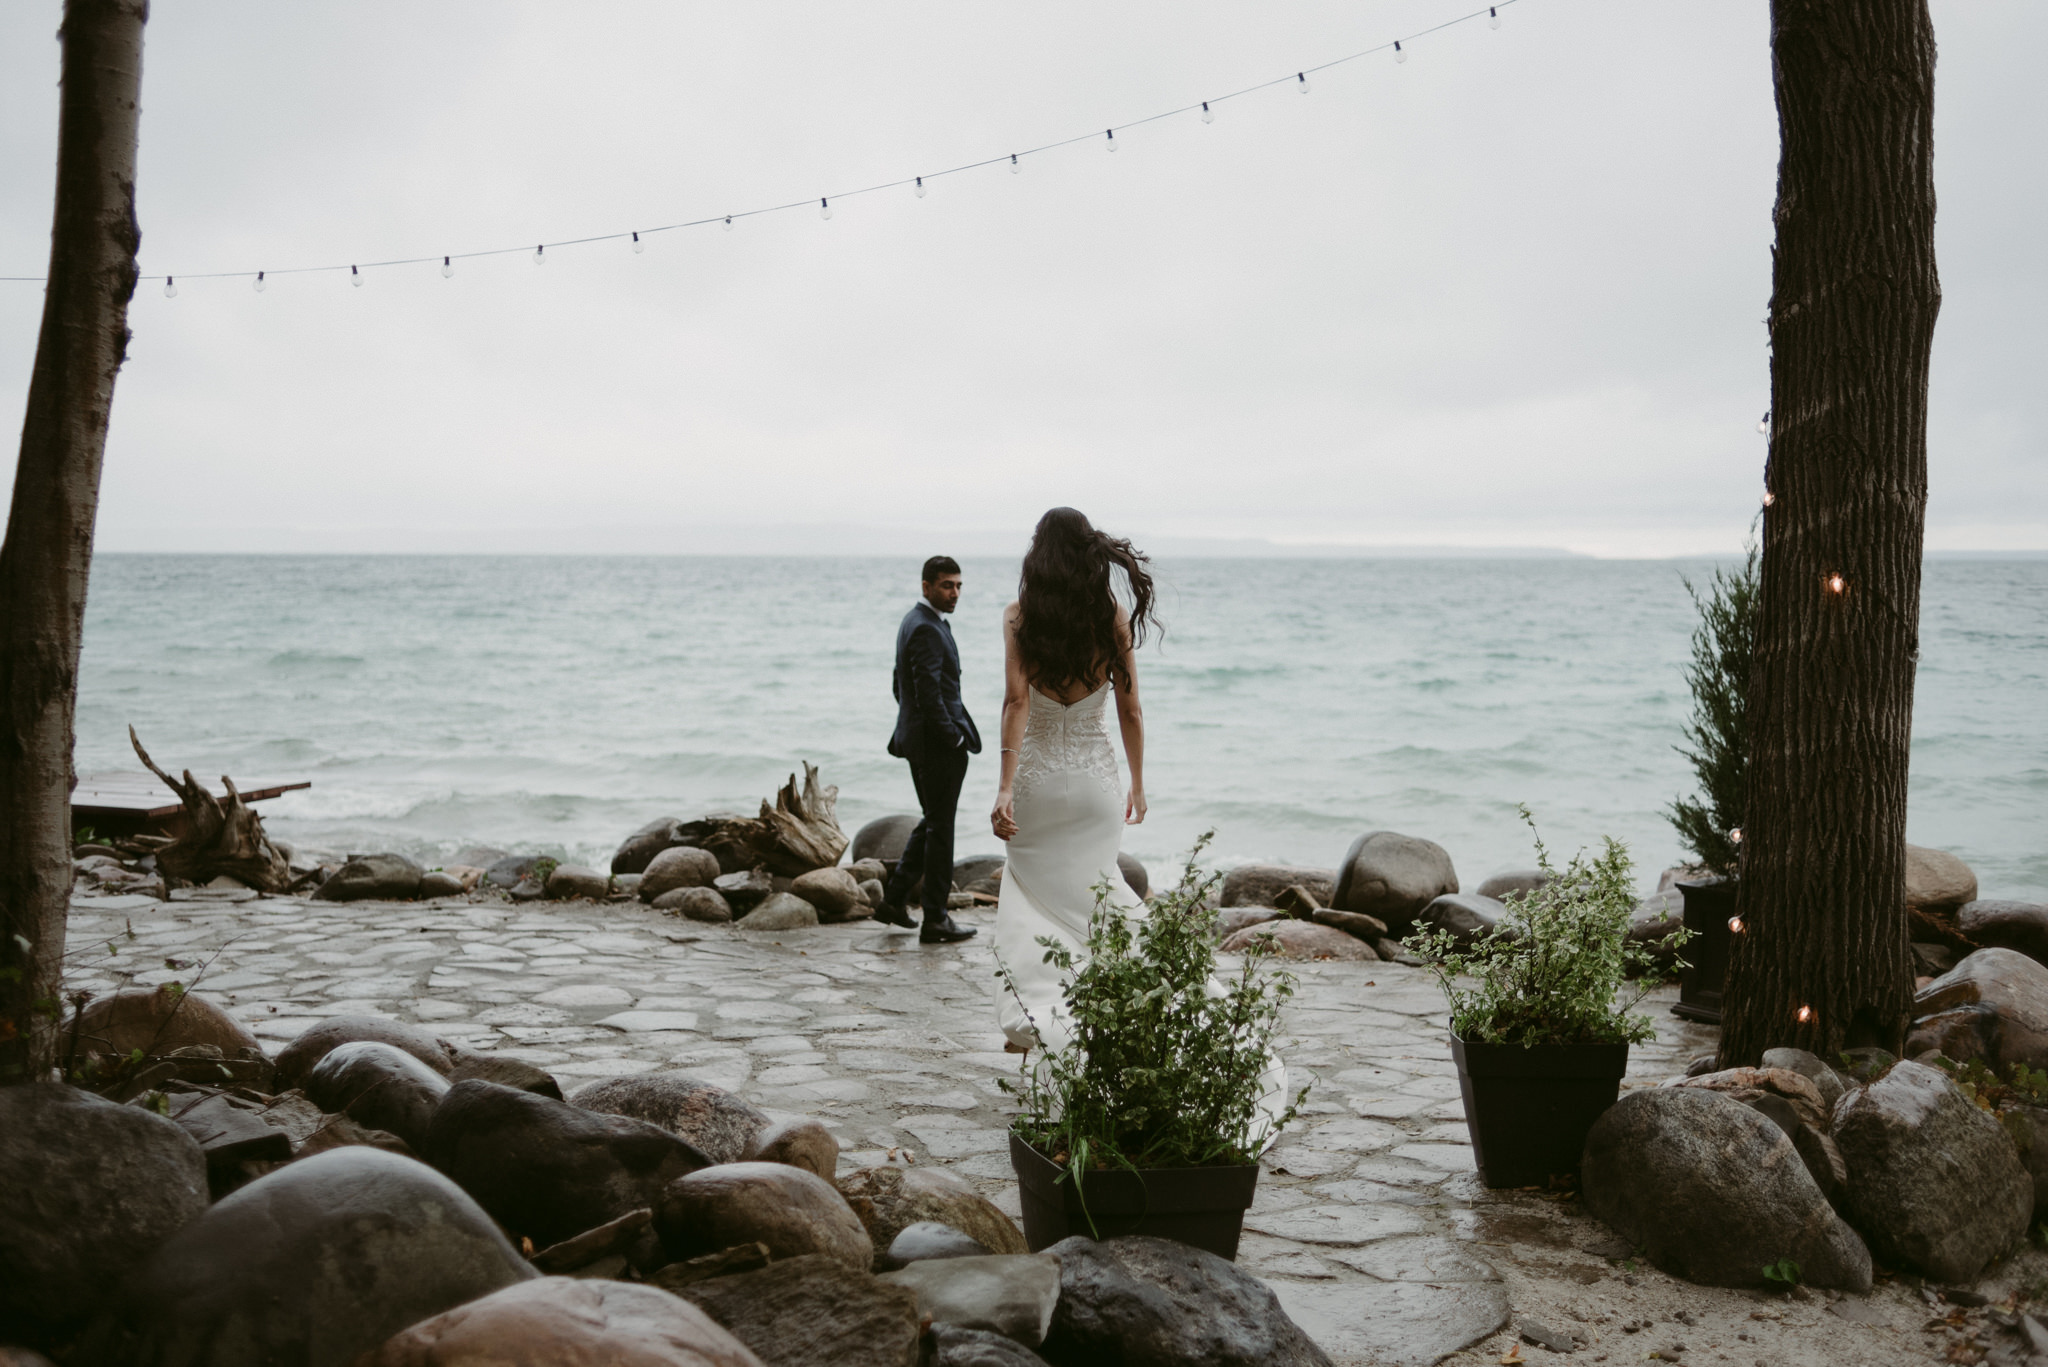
991, 603, 1028, 841
1113, 606, 1146, 825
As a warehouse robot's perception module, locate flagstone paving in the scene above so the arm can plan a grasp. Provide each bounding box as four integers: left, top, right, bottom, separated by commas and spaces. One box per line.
63, 889, 2032, 1366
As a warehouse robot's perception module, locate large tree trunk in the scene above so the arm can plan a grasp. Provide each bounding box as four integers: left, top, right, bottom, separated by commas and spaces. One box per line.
1720, 0, 1939, 1066
0, 0, 147, 1084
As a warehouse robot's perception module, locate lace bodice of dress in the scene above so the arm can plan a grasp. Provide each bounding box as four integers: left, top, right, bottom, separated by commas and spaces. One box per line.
1014, 683, 1120, 798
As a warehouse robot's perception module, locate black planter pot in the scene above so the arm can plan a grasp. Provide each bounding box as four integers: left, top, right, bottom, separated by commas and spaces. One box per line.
1008, 1133, 1259, 1261
1672, 877, 1738, 1025
1451, 1034, 1629, 1189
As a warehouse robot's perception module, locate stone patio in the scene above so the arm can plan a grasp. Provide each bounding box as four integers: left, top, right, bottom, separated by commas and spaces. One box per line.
62, 887, 2035, 1366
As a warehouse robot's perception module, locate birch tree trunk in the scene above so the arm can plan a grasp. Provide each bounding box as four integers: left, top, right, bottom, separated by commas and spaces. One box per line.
0, 0, 148, 1084
1719, 0, 1939, 1066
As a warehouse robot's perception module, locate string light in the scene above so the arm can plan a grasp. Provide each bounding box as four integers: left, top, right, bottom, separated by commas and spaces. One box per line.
914, 176, 926, 198
631, 232, 643, 253
1757, 410, 1770, 435
1825, 573, 1846, 595
1010, 153, 1021, 173
1729, 828, 1742, 845
1490, 6, 1502, 26
820, 197, 832, 219
351, 265, 362, 287
162, 276, 176, 298
1796, 1005, 1814, 1024
1105, 129, 1117, 152
252, 271, 265, 293
1762, 491, 1776, 506
1201, 101, 1214, 123
533, 244, 545, 265
1297, 72, 1311, 93
441, 256, 453, 278
1394, 41, 1407, 63
1727, 916, 1745, 933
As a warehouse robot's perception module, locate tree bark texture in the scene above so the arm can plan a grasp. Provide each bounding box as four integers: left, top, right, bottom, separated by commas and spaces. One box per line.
1721, 0, 1939, 1066
0, 0, 147, 1083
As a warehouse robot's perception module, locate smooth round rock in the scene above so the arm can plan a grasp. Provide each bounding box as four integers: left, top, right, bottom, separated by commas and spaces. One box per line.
69, 985, 261, 1061
417, 870, 466, 898
1475, 869, 1548, 902
91, 1147, 535, 1367
713, 868, 773, 914
1117, 852, 1150, 899
1956, 900, 2048, 966
572, 1073, 770, 1165
851, 814, 920, 864
658, 1162, 874, 1271
305, 1040, 453, 1150
738, 893, 818, 931
1909, 948, 2048, 1074
1220, 865, 1336, 910
884, 1221, 994, 1268
0, 1084, 209, 1349
879, 1254, 1062, 1347
1043, 1235, 1329, 1366
791, 867, 864, 921
545, 863, 610, 900
642, 846, 722, 901
1905, 844, 1979, 914
276, 1014, 458, 1091
653, 886, 733, 922
612, 817, 688, 876
740, 1116, 840, 1179
1415, 892, 1509, 947
837, 1165, 1027, 1259
360, 1275, 763, 1367
1332, 831, 1459, 933
316, 852, 426, 901
1219, 919, 1374, 961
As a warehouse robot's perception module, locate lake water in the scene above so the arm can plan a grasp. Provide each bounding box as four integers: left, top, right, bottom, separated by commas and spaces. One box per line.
73, 554, 2048, 901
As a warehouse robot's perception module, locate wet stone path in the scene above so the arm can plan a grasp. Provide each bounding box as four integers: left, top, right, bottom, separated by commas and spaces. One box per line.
67, 888, 1964, 1367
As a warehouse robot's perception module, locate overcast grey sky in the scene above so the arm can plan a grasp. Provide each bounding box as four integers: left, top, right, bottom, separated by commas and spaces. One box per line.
3, 1, 2042, 557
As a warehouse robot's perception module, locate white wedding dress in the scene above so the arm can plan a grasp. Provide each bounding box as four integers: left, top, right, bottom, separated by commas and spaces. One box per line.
993, 681, 1290, 1148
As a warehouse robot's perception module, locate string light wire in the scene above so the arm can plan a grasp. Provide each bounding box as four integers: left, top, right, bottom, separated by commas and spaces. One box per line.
1, 1, 1521, 290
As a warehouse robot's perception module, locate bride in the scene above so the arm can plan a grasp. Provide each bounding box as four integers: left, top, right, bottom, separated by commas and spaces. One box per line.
989, 508, 1288, 1140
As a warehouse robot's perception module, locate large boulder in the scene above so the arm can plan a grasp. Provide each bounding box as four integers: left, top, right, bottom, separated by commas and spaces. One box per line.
642, 846, 723, 901
739, 893, 819, 930
658, 1162, 874, 1270
852, 814, 921, 865
89, 1147, 534, 1367
667, 1254, 922, 1367
1831, 1060, 2032, 1283
1761, 1046, 1847, 1112
879, 1254, 1062, 1347
2004, 1105, 2048, 1218
792, 867, 866, 922
1414, 891, 1510, 947
1220, 865, 1335, 909
424, 1079, 712, 1248
275, 1014, 458, 1090
1331, 832, 1458, 934
69, 984, 261, 1060
1957, 901, 2048, 967
1905, 844, 1979, 914
0, 1084, 209, 1350
316, 852, 426, 901
1217, 919, 1374, 961
1907, 948, 2048, 1074
304, 1040, 452, 1150
361, 1276, 764, 1367
612, 817, 689, 876
837, 1165, 1028, 1260
572, 1072, 770, 1165
1580, 1088, 1872, 1291
1041, 1235, 1333, 1366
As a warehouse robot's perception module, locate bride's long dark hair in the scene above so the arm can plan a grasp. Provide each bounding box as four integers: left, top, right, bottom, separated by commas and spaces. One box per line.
1015, 507, 1158, 693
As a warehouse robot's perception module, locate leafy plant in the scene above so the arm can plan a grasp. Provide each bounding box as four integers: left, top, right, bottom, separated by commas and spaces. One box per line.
528, 857, 559, 886
1408, 809, 1689, 1048
1762, 1257, 1802, 1287
1668, 535, 1759, 879
999, 834, 1306, 1185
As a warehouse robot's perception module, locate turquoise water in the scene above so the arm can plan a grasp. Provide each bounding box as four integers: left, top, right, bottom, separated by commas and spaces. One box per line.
73, 555, 2048, 901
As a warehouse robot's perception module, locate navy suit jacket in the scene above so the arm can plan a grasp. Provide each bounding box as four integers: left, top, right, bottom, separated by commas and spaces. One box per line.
890, 601, 981, 758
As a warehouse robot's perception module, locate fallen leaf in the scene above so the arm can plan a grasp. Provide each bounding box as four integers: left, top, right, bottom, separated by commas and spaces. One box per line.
1497, 1344, 1524, 1365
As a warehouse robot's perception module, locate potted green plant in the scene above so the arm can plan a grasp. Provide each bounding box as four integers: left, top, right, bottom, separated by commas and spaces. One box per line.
1408, 811, 1686, 1189
1666, 536, 1758, 1023
1000, 838, 1305, 1260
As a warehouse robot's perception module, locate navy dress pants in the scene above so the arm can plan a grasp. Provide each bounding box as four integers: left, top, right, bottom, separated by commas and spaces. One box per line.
886, 744, 968, 914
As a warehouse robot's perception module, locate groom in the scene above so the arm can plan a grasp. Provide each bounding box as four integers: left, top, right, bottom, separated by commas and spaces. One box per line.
877, 556, 979, 944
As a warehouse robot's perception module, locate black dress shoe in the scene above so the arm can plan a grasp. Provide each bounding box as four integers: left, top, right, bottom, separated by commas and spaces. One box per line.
919, 914, 977, 945
873, 902, 917, 930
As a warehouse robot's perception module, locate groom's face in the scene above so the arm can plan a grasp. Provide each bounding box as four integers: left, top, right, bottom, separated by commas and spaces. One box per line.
923, 573, 962, 614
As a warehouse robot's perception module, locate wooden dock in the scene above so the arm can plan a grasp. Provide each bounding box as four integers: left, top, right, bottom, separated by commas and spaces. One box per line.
72, 771, 311, 839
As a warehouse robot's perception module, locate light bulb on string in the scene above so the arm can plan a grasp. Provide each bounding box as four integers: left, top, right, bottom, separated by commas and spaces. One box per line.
1296, 72, 1310, 94
820, 198, 832, 220
1201, 101, 1214, 124
1825, 573, 1846, 595
1105, 129, 1117, 152
1010, 154, 1021, 174
1394, 41, 1406, 64
1796, 1005, 1814, 1024
1728, 916, 1745, 933
441, 256, 453, 278
252, 271, 265, 293
632, 233, 644, 253
533, 245, 545, 265
1762, 491, 1776, 507
1490, 6, 1501, 27
1758, 410, 1771, 435
914, 176, 926, 198
1729, 828, 1743, 845
350, 265, 363, 288
162, 276, 176, 298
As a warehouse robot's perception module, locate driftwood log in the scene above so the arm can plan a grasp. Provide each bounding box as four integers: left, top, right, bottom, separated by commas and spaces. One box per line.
697, 763, 849, 878
129, 726, 291, 892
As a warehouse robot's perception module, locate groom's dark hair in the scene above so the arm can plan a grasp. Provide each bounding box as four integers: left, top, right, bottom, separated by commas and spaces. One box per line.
922, 555, 961, 583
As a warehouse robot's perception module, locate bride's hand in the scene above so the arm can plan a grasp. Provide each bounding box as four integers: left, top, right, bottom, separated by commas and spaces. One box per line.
1125, 786, 1147, 825
991, 790, 1018, 842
